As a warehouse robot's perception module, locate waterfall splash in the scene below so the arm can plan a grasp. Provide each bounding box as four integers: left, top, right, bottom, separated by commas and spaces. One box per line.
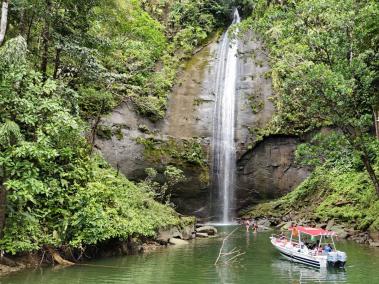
211, 9, 240, 224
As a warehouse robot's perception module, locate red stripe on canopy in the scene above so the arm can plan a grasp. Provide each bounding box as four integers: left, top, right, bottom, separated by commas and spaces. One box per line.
289, 226, 336, 236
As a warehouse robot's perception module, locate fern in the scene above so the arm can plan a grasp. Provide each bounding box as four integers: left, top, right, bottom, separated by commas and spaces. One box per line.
0, 120, 23, 147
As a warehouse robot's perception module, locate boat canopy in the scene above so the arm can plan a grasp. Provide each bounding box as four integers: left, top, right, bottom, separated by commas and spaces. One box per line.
289, 226, 336, 237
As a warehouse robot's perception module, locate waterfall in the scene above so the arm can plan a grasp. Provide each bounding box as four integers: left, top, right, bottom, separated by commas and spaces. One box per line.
211, 9, 240, 224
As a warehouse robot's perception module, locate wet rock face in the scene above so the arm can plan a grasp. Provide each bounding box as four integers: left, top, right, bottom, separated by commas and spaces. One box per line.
95, 102, 157, 181
96, 38, 216, 218
170, 167, 210, 218
232, 31, 311, 211
97, 30, 310, 217
235, 31, 274, 155
236, 136, 310, 211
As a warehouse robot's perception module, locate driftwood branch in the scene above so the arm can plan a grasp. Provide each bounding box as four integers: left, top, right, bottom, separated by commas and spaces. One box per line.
224, 251, 246, 264
214, 227, 242, 266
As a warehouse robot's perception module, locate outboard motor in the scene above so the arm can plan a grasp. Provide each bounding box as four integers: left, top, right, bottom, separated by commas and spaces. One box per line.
337, 251, 347, 268
327, 251, 347, 268
327, 251, 338, 263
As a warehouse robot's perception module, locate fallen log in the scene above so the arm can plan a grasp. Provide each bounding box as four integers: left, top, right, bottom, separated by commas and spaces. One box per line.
46, 246, 74, 266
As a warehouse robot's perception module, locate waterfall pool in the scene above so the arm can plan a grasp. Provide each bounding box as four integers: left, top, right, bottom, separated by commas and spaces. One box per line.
2, 227, 378, 284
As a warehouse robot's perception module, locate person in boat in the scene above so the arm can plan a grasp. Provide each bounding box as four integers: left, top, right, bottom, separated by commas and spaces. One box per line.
323, 243, 333, 253
292, 224, 299, 238
308, 239, 319, 250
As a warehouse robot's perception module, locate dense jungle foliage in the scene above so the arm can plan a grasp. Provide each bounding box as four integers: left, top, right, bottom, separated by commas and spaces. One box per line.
243, 0, 379, 231
1, 0, 378, 260
0, 0, 234, 256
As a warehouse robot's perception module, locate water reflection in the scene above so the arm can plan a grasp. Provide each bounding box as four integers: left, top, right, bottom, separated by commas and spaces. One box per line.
271, 259, 347, 283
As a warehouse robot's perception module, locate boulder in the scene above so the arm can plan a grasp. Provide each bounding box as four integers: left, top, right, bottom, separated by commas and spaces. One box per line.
368, 230, 379, 242
157, 227, 183, 242
181, 224, 195, 240
369, 241, 379, 247
330, 225, 348, 239
326, 219, 335, 231
196, 225, 217, 235
278, 221, 292, 231
257, 218, 271, 228
196, 232, 209, 238
352, 233, 369, 244
169, 238, 189, 245
316, 223, 327, 229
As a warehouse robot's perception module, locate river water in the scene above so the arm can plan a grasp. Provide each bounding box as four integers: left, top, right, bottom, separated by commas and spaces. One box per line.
2, 227, 379, 284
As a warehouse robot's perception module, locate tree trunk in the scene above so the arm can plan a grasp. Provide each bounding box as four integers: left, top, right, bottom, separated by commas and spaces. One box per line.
342, 126, 379, 195
53, 46, 62, 79
40, 0, 52, 80
89, 115, 101, 154
374, 108, 379, 140
361, 152, 379, 195
26, 12, 34, 45
19, 7, 26, 36
0, 179, 7, 239
46, 246, 74, 266
0, 0, 9, 46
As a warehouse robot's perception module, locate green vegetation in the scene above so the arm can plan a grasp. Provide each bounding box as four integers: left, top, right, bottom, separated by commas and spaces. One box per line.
7, 0, 231, 122
136, 136, 209, 188
247, 92, 264, 114
241, 0, 379, 232
0, 37, 180, 255
1, 0, 377, 261
0, 0, 235, 259
244, 0, 379, 193
138, 166, 186, 205
247, 166, 379, 232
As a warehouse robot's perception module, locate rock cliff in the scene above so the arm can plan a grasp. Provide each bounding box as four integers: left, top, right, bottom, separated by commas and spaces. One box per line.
96, 31, 309, 217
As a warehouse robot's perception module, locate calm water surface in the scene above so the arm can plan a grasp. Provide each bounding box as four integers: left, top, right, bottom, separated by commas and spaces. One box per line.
2, 227, 379, 284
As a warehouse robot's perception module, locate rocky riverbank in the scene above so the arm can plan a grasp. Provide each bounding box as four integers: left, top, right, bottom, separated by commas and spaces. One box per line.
242, 164, 379, 248
243, 215, 379, 247
0, 218, 220, 277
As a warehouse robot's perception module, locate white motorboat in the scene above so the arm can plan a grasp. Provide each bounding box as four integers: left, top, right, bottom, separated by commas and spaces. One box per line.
270, 226, 347, 268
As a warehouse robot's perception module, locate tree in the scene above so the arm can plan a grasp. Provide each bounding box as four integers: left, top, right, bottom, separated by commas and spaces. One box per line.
139, 166, 185, 204
0, 36, 180, 255
0, 0, 9, 45
249, 0, 379, 194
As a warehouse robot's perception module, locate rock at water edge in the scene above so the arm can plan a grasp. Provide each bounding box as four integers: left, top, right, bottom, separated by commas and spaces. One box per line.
169, 238, 189, 245
181, 224, 195, 240
196, 225, 217, 235
157, 227, 183, 242
196, 232, 209, 238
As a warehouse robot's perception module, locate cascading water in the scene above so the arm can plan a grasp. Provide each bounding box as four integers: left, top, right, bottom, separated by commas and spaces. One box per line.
211, 9, 240, 224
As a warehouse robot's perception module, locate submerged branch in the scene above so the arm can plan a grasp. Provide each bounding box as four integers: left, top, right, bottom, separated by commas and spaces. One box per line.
214, 227, 241, 266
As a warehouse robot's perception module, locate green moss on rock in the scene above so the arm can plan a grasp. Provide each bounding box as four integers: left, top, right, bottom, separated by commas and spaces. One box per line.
136, 136, 207, 167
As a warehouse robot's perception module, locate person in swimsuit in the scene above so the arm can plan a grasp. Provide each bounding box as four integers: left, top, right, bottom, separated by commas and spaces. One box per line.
244, 219, 251, 232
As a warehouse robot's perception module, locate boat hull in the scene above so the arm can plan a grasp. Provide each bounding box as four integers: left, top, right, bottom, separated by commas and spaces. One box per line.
270, 237, 347, 269
271, 237, 326, 267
